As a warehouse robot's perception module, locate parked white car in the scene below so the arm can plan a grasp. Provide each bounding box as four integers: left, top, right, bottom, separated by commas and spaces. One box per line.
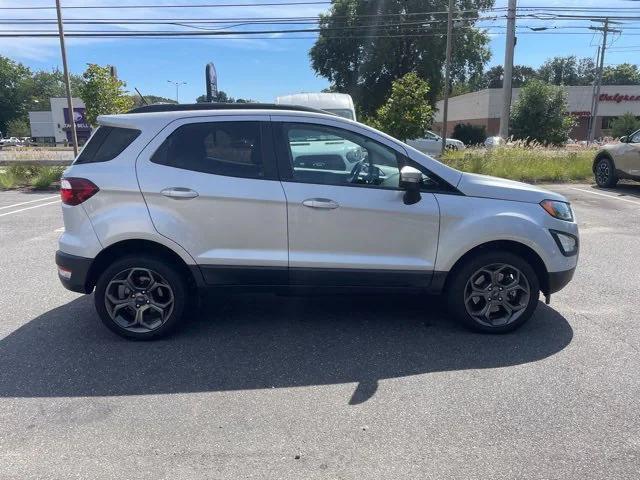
56, 103, 578, 339
406, 131, 465, 156
484, 136, 503, 149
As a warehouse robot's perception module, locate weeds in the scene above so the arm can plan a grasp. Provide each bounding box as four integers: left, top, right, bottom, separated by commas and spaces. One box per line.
0, 165, 64, 190
442, 145, 595, 183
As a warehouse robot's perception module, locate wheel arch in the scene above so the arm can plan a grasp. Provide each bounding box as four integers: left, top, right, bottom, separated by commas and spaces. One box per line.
593, 150, 614, 173
86, 239, 204, 292
439, 240, 550, 295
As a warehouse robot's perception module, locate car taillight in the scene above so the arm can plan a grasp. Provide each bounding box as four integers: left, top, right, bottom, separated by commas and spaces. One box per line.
60, 177, 99, 206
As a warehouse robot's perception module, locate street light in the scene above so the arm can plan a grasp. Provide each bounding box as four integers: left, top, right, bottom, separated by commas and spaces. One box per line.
167, 80, 187, 103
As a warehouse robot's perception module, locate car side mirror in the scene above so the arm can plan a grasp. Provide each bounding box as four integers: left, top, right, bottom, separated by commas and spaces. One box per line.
400, 166, 422, 205
620, 136, 628, 143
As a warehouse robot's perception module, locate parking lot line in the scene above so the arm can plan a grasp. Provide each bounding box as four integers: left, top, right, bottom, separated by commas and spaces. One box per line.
0, 200, 60, 218
569, 187, 640, 206
0, 195, 59, 211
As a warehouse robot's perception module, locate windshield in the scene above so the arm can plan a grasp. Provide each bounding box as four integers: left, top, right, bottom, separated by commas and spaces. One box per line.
323, 108, 355, 120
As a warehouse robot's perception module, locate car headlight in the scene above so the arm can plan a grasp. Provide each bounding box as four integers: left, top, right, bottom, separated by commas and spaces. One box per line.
540, 199, 574, 222
549, 230, 579, 256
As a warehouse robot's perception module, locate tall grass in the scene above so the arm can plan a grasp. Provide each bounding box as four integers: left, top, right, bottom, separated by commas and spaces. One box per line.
441, 145, 595, 183
0, 165, 64, 190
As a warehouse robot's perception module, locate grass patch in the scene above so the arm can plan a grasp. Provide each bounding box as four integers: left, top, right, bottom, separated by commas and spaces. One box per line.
0, 165, 64, 190
441, 145, 596, 183
31, 166, 64, 189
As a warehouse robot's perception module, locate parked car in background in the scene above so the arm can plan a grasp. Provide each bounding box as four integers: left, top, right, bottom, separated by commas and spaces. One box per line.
406, 131, 465, 156
276, 92, 357, 121
593, 129, 640, 187
56, 103, 578, 340
0, 137, 23, 147
484, 136, 503, 149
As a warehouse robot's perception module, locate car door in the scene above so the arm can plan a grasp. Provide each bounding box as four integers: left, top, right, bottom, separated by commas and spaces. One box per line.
617, 129, 640, 177
272, 116, 441, 287
136, 116, 288, 285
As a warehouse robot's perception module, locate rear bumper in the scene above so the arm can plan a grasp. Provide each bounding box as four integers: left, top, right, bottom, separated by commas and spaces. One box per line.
547, 267, 576, 294
55, 250, 93, 294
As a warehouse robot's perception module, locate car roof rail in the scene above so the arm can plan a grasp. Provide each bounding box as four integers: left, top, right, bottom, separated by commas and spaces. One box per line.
126, 102, 331, 115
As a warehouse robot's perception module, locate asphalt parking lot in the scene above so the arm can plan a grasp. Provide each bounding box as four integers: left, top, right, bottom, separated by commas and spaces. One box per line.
1, 183, 639, 479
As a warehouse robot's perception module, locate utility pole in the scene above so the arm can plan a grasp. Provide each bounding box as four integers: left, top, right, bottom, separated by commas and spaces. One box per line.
588, 19, 621, 142
55, 0, 78, 156
167, 80, 186, 103
499, 0, 517, 140
440, 0, 454, 155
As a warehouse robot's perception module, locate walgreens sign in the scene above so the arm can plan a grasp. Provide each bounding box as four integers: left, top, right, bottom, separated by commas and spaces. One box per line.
599, 93, 640, 103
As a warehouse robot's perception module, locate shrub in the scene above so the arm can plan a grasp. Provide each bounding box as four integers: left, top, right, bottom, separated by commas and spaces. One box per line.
610, 112, 640, 138
452, 123, 486, 145
31, 166, 64, 189
0, 171, 19, 189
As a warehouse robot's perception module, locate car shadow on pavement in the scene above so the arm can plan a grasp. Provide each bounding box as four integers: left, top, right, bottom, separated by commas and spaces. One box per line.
594, 183, 640, 199
0, 293, 573, 404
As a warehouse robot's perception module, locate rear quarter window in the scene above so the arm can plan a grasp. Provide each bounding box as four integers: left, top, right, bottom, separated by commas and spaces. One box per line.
74, 126, 141, 164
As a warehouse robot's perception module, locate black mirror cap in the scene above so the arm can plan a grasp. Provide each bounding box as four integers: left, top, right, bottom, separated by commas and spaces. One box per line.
403, 183, 422, 205
620, 136, 628, 143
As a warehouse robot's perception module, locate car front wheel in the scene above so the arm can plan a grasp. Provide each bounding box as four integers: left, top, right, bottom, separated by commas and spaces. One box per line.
446, 251, 540, 333
94, 255, 188, 340
595, 156, 618, 188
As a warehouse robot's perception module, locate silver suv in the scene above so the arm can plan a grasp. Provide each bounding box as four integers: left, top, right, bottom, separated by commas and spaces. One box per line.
56, 104, 579, 339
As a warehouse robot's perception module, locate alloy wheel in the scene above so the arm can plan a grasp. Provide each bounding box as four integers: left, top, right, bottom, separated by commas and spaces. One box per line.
596, 159, 610, 185
104, 267, 175, 333
463, 263, 531, 327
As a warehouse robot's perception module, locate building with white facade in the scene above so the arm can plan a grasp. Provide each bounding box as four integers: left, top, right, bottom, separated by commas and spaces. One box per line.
433, 85, 640, 140
28, 98, 91, 145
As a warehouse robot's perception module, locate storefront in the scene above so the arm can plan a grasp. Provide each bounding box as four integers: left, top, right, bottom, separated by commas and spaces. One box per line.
433, 85, 640, 140
28, 98, 91, 146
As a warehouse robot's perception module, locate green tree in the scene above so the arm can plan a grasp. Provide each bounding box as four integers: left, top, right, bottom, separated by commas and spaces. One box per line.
24, 69, 85, 111
610, 113, 640, 138
602, 63, 640, 85
78, 64, 134, 126
0, 55, 31, 135
537, 56, 596, 86
510, 80, 574, 145
6, 118, 30, 137
373, 72, 433, 141
195, 91, 251, 103
310, 0, 493, 116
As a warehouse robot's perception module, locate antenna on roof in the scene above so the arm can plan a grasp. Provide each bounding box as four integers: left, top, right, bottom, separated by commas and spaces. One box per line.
134, 87, 148, 105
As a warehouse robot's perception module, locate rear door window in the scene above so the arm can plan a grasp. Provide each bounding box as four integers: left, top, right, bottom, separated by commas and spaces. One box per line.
151, 121, 264, 179
75, 126, 140, 164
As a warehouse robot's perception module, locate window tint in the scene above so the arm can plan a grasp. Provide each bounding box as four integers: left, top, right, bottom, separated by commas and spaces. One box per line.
631, 130, 640, 143
281, 123, 402, 189
75, 126, 140, 164
151, 121, 263, 178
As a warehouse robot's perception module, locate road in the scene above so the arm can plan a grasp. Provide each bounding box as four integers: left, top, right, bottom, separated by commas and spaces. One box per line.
0, 184, 639, 479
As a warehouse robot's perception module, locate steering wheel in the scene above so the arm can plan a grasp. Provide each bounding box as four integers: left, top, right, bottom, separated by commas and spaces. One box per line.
348, 160, 380, 185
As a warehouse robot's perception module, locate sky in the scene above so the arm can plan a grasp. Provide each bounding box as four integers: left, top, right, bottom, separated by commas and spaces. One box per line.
0, 0, 639, 104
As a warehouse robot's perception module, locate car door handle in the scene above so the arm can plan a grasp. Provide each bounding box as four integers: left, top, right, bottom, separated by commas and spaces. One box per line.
302, 198, 340, 209
161, 187, 199, 199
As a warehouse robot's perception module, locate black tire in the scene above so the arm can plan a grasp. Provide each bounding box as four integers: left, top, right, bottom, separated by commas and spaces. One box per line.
94, 255, 188, 340
446, 251, 540, 334
594, 156, 618, 188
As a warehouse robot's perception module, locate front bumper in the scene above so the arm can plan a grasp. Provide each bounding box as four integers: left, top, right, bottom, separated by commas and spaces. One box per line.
547, 267, 576, 294
55, 250, 93, 294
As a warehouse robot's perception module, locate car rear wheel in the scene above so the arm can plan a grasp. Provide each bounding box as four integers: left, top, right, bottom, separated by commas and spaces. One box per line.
94, 255, 188, 340
595, 156, 618, 188
446, 251, 540, 333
